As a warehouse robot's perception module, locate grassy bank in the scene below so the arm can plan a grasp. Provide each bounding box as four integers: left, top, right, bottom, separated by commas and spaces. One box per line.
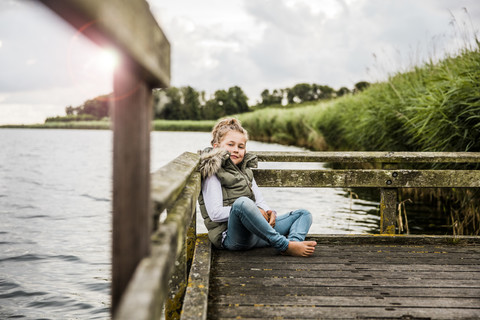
239, 44, 480, 153
238, 44, 480, 235
2, 119, 215, 132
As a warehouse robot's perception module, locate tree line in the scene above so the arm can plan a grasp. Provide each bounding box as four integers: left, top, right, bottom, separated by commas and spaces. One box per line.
50, 82, 370, 122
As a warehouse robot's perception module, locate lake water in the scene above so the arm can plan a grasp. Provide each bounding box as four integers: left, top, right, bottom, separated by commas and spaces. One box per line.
0, 129, 380, 319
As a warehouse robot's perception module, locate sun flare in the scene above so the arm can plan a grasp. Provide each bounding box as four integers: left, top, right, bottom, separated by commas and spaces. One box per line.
98, 48, 120, 72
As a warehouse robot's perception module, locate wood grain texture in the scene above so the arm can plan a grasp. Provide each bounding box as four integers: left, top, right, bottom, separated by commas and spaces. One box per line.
206, 235, 480, 319
181, 234, 212, 320
111, 65, 152, 313
253, 151, 480, 163
253, 169, 480, 188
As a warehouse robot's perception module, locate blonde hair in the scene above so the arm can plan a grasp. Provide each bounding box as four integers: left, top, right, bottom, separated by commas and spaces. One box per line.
211, 117, 249, 146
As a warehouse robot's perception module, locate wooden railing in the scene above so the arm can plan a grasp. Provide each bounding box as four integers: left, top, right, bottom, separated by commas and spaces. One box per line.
114, 151, 479, 319
253, 151, 480, 234
114, 152, 200, 319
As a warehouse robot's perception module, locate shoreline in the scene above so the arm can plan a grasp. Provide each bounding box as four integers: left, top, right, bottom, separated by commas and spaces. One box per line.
0, 119, 215, 132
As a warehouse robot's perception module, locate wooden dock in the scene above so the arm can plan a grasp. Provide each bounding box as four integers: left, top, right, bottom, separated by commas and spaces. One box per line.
183, 234, 480, 320
35, 2, 480, 319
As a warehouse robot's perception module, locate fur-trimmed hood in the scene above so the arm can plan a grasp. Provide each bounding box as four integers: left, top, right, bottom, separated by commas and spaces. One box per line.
198, 147, 257, 179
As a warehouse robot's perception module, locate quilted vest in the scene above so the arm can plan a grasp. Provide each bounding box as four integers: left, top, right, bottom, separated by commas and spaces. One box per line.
198, 148, 257, 248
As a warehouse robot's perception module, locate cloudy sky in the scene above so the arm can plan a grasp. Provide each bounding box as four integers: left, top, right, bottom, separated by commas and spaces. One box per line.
0, 0, 479, 124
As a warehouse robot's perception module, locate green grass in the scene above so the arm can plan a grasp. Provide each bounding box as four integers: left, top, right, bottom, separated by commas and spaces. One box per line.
1, 119, 215, 132
1, 120, 111, 130
152, 119, 215, 132
238, 43, 480, 235
238, 43, 480, 153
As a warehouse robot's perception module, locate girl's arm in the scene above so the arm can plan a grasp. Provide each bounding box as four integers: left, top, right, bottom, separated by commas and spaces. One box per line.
252, 178, 276, 215
202, 175, 231, 222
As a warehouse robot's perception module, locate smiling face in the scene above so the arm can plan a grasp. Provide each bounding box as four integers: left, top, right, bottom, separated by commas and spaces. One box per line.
214, 130, 247, 165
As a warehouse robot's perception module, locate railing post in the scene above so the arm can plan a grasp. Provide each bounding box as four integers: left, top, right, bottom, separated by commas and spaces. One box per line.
111, 59, 152, 314
380, 188, 397, 234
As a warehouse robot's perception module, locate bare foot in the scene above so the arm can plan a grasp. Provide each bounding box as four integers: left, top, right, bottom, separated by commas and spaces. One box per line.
284, 241, 317, 257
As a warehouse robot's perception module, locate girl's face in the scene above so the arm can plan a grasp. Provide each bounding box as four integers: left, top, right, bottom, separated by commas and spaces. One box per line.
215, 131, 247, 165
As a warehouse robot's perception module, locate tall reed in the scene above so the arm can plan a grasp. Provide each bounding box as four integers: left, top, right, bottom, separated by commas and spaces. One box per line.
239, 42, 480, 235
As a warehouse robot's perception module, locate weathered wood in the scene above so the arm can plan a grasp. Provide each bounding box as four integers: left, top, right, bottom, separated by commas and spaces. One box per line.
111, 62, 152, 313
380, 188, 397, 234
254, 169, 480, 187
181, 234, 212, 320
213, 285, 480, 299
114, 222, 178, 320
39, 0, 170, 87
114, 159, 201, 320
206, 235, 480, 320
164, 172, 201, 320
209, 306, 480, 320
253, 151, 480, 163
151, 152, 200, 216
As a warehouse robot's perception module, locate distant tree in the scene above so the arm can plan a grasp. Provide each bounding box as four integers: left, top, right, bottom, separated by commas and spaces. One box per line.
203, 97, 225, 120
162, 87, 182, 120
181, 86, 201, 120
260, 89, 283, 106
76, 95, 110, 119
336, 87, 351, 97
354, 81, 370, 93
313, 84, 335, 100
65, 105, 75, 116
289, 83, 312, 103
227, 86, 249, 114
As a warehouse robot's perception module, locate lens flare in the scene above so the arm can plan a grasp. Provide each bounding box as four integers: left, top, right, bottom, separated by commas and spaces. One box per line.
98, 48, 119, 73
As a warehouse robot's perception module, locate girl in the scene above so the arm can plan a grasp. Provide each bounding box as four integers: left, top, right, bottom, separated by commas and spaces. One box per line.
198, 118, 316, 257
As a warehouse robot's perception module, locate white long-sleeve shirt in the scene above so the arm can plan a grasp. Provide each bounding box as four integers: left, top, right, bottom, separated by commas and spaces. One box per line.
201, 174, 274, 222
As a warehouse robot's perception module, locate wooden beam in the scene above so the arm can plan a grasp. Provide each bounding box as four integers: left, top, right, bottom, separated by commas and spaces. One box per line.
39, 0, 170, 87
111, 61, 152, 314
380, 188, 397, 234
253, 151, 480, 163
151, 152, 200, 214
254, 169, 480, 188
114, 171, 201, 320
181, 234, 212, 320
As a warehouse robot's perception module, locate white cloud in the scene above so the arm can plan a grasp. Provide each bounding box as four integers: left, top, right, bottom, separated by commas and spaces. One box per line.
0, 104, 65, 125
1, 0, 479, 123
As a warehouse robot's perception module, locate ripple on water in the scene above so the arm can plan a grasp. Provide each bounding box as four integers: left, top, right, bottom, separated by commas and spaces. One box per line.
0, 254, 82, 263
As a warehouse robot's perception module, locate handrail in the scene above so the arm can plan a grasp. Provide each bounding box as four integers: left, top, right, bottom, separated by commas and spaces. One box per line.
114, 152, 201, 320
253, 151, 480, 235
253, 151, 480, 163
254, 169, 480, 187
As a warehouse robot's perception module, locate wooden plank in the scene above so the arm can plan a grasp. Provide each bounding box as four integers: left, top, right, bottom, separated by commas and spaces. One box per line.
212, 285, 480, 298
213, 296, 480, 308
164, 173, 201, 319
114, 223, 178, 320
253, 151, 480, 163
39, 0, 170, 87
151, 152, 200, 215
207, 236, 480, 319
213, 269, 480, 280
111, 63, 152, 313
115, 170, 200, 320
254, 169, 480, 187
208, 306, 480, 320
181, 234, 212, 320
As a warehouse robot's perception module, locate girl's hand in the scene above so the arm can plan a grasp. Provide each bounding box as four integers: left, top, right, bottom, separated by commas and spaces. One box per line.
267, 210, 276, 227
259, 208, 269, 222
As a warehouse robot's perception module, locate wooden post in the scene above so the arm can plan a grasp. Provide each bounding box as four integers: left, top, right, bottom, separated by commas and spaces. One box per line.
380, 188, 397, 234
111, 59, 153, 314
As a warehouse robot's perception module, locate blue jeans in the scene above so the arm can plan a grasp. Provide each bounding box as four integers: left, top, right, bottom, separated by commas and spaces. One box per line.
223, 196, 312, 252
